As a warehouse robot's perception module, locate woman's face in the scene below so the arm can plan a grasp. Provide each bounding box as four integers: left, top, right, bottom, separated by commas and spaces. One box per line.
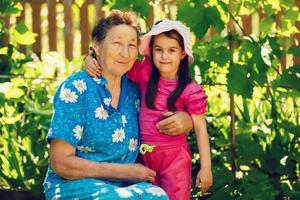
93, 24, 138, 77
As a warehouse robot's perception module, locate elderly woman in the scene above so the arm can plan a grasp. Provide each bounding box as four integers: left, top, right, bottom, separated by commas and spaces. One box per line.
43, 10, 192, 199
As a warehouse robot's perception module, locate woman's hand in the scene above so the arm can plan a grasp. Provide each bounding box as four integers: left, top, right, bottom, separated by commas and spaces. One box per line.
156, 111, 193, 136
195, 168, 213, 194
85, 55, 102, 77
124, 163, 156, 183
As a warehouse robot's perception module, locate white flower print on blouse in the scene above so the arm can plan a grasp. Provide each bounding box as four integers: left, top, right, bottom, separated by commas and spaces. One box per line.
72, 79, 87, 94
59, 87, 78, 103
135, 99, 140, 110
104, 98, 111, 106
47, 128, 53, 137
77, 145, 95, 153
94, 105, 109, 120
128, 185, 143, 194
73, 125, 83, 140
112, 128, 125, 143
145, 187, 167, 196
93, 77, 102, 84
129, 138, 138, 152
121, 115, 127, 127
115, 188, 133, 198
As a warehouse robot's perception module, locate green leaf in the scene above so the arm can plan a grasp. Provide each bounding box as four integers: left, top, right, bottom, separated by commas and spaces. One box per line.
227, 64, 253, 98
288, 45, 300, 56
273, 65, 300, 91
207, 46, 231, 67
11, 30, 37, 45
206, 6, 225, 32
260, 17, 274, 33
15, 21, 28, 34
110, 0, 150, 18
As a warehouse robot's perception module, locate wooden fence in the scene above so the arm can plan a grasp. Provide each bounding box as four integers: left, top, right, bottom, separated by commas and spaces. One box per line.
3, 0, 300, 65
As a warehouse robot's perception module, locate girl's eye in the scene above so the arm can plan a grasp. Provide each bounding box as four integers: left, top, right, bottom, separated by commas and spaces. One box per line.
113, 42, 121, 45
170, 49, 176, 52
154, 48, 162, 52
129, 44, 137, 47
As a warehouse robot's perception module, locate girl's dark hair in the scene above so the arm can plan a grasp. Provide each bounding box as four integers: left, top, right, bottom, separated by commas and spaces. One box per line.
91, 10, 140, 58
145, 30, 192, 111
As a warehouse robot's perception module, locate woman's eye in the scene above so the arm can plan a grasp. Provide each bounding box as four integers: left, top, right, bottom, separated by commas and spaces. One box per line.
113, 42, 121, 45
154, 48, 161, 52
129, 44, 137, 47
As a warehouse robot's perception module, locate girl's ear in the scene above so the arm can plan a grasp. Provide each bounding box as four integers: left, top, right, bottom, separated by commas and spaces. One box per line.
181, 51, 186, 60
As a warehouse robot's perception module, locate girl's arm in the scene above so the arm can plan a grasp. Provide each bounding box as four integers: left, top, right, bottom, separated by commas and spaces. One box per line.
50, 138, 156, 182
85, 55, 144, 84
192, 114, 213, 193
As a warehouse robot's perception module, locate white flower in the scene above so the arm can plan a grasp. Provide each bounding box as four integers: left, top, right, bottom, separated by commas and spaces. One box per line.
59, 87, 78, 103
121, 115, 127, 127
72, 79, 87, 94
94, 105, 109, 120
92, 191, 100, 197
100, 188, 108, 193
145, 187, 167, 196
112, 128, 125, 143
115, 188, 133, 198
95, 182, 105, 186
47, 128, 53, 137
93, 77, 102, 84
128, 186, 143, 194
135, 99, 140, 110
73, 125, 83, 140
104, 98, 111, 106
129, 138, 138, 152
77, 145, 95, 153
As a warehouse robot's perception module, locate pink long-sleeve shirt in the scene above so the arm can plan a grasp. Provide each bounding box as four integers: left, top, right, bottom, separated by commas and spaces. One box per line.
128, 57, 207, 146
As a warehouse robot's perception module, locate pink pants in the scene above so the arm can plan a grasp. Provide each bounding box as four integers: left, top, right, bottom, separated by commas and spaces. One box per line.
141, 142, 192, 200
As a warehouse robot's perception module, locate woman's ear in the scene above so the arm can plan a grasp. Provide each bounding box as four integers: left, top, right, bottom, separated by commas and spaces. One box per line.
92, 42, 100, 56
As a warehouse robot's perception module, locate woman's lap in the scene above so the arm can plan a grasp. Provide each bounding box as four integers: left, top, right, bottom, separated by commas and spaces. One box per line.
44, 178, 169, 200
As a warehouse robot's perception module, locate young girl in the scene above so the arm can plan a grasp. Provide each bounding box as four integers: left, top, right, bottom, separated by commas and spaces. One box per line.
86, 19, 212, 200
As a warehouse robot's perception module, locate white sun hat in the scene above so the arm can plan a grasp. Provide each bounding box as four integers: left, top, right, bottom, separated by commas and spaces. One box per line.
139, 19, 194, 64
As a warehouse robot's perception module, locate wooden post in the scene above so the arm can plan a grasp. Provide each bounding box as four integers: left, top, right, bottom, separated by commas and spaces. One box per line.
80, 1, 89, 55
31, 1, 42, 56
294, 0, 300, 65
63, 0, 73, 60
146, 5, 154, 28
48, 0, 57, 51
241, 15, 252, 36
228, 0, 237, 173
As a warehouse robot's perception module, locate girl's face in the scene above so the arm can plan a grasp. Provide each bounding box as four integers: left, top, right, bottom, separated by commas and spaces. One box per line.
152, 33, 186, 80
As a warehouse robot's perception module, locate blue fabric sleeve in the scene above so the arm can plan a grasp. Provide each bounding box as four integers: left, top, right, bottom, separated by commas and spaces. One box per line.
46, 76, 86, 148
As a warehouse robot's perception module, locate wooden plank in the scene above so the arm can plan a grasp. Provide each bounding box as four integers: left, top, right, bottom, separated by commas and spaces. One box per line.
146, 5, 154, 28
241, 15, 251, 35
80, 1, 89, 55
63, 0, 73, 60
31, 1, 42, 56
48, 0, 57, 51
293, 0, 300, 65
94, 0, 105, 19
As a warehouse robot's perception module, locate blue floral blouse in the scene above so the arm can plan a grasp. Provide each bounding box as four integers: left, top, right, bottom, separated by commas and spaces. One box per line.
43, 71, 168, 200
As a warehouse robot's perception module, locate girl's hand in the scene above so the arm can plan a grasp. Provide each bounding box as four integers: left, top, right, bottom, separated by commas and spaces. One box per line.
85, 55, 102, 77
195, 168, 213, 194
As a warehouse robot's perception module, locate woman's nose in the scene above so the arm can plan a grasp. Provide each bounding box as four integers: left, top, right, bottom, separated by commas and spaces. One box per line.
120, 46, 130, 58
